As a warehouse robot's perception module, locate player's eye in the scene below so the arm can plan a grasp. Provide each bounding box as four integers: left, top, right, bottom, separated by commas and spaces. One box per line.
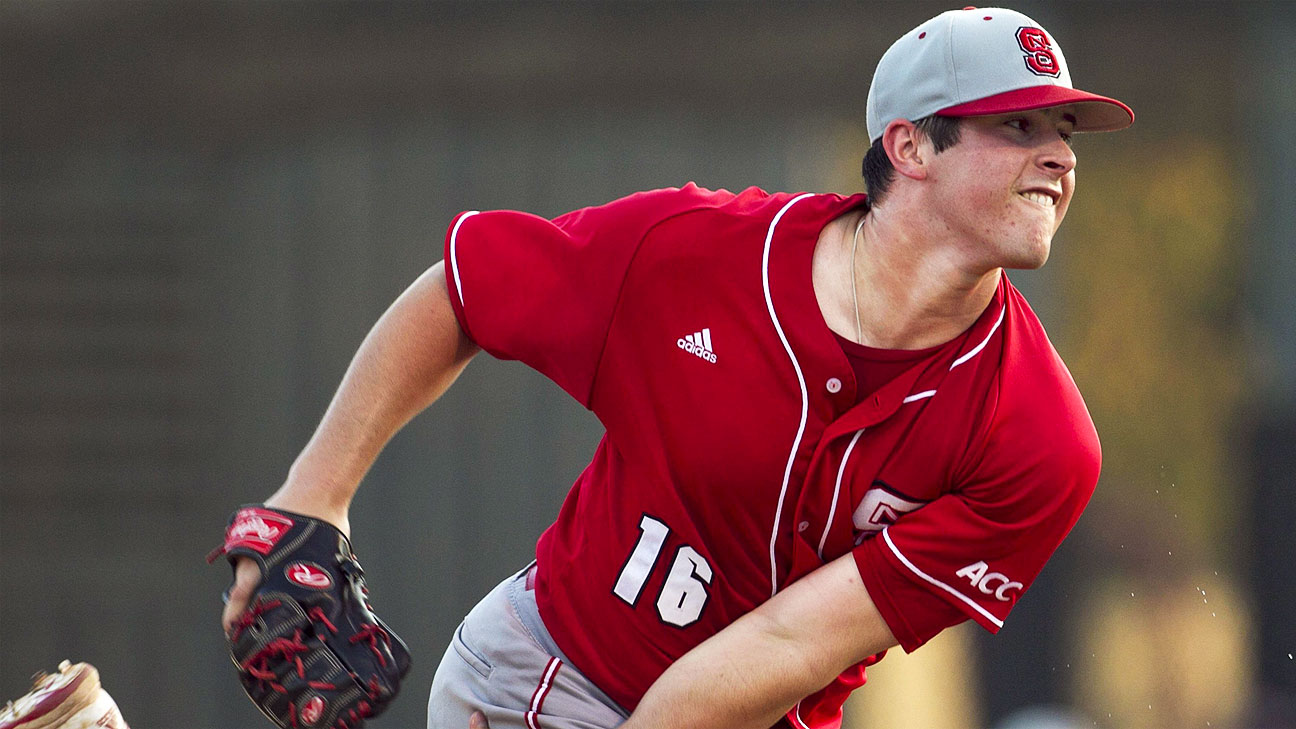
1059, 131, 1074, 147
1006, 118, 1029, 132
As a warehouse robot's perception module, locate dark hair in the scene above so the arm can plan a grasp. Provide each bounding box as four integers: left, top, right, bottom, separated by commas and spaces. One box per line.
861, 115, 963, 205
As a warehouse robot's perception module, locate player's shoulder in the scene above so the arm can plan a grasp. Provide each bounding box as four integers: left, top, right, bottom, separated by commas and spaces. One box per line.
555, 183, 813, 228
990, 279, 1101, 467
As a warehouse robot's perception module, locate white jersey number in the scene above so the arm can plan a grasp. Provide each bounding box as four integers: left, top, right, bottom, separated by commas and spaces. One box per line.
613, 515, 714, 627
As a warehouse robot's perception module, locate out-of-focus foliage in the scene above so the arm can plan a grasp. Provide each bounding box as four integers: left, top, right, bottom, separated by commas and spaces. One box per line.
847, 624, 981, 728
1075, 571, 1251, 728
1062, 140, 1248, 560
1059, 140, 1253, 727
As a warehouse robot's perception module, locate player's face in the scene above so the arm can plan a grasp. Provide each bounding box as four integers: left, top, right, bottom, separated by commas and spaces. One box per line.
925, 107, 1077, 270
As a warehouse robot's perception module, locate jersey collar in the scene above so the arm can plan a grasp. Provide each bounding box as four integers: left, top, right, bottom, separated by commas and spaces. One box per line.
761, 193, 1009, 435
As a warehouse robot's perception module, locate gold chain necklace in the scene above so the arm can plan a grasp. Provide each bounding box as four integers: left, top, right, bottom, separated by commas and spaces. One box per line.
850, 216, 867, 343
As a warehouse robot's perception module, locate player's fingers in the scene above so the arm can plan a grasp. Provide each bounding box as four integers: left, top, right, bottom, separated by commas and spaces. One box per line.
220, 557, 262, 637
469, 711, 490, 729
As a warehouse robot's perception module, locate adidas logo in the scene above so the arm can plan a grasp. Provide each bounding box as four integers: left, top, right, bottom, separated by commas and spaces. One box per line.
676, 328, 717, 363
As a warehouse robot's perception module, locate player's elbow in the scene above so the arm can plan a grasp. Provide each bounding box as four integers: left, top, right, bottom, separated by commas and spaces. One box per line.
749, 558, 896, 690
741, 609, 842, 702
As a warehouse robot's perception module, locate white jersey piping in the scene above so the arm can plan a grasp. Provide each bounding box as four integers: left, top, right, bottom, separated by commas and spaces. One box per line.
903, 389, 937, 403
949, 304, 1006, 371
895, 303, 1005, 405
819, 428, 864, 560
789, 701, 811, 729
448, 210, 480, 308
882, 527, 1004, 628
763, 192, 815, 597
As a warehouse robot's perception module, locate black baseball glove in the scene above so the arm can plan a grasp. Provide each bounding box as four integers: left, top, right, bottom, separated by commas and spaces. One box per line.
209, 505, 412, 729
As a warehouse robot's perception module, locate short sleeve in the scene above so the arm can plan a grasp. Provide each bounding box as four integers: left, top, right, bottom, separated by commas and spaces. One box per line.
444, 187, 720, 406
854, 387, 1101, 652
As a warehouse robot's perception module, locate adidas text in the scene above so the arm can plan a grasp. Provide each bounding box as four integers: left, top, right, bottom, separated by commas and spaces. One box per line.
677, 328, 717, 364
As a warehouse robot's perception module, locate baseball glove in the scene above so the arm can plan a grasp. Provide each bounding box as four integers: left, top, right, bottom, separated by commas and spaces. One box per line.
209, 505, 412, 729
0, 660, 130, 729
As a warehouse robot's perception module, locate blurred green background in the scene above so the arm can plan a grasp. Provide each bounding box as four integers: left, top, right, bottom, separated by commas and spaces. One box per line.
2, 2, 1293, 728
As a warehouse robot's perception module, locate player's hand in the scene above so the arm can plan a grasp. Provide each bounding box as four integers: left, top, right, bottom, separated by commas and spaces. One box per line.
469, 711, 490, 729
217, 496, 349, 636
219, 556, 261, 637
211, 504, 412, 727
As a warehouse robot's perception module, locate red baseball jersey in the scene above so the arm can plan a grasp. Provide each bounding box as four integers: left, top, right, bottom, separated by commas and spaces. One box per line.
442, 184, 1100, 728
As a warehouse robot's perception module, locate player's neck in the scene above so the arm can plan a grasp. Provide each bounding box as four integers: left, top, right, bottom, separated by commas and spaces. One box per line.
841, 203, 1001, 351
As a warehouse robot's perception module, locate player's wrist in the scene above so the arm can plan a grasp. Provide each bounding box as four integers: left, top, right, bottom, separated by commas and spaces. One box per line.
265, 476, 353, 536
263, 496, 350, 536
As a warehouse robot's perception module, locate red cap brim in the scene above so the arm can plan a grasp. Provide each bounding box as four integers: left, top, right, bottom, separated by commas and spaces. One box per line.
939, 85, 1134, 132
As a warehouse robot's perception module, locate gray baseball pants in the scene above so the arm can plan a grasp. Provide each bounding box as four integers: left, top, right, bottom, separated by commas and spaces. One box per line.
427, 564, 630, 729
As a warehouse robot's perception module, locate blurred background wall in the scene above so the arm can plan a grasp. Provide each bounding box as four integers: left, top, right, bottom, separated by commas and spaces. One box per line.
2, 2, 1292, 728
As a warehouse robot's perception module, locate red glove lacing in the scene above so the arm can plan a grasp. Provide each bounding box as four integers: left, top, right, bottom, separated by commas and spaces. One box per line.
236, 600, 386, 729
349, 623, 393, 668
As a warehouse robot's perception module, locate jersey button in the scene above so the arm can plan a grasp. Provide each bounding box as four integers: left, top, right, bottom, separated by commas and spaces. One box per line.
826, 377, 842, 394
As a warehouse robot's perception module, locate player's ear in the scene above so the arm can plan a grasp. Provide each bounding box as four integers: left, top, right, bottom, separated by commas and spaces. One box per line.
882, 119, 929, 182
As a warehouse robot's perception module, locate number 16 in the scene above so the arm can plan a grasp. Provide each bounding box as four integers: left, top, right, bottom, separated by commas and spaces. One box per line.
612, 515, 714, 627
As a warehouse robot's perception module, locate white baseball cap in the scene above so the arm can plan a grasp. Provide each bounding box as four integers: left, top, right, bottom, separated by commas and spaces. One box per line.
866, 6, 1134, 142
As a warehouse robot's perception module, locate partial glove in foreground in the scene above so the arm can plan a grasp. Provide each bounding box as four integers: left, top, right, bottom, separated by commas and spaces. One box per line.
0, 660, 130, 729
210, 505, 412, 729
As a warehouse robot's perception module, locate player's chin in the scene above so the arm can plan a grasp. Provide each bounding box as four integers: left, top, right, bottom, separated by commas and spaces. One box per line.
1003, 238, 1052, 270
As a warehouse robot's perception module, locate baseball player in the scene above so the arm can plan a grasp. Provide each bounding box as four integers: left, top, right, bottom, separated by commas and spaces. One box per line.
217, 6, 1132, 729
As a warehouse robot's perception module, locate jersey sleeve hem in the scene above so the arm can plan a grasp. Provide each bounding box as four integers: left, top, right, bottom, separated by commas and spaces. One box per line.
855, 542, 924, 653
855, 529, 1003, 653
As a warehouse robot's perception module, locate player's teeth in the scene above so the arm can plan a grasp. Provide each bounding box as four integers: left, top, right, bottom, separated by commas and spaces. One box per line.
1019, 191, 1054, 206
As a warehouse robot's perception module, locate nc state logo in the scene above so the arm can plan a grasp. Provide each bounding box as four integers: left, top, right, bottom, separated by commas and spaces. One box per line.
227, 508, 293, 555
1016, 27, 1061, 77
851, 482, 927, 544
286, 562, 333, 590
300, 696, 326, 725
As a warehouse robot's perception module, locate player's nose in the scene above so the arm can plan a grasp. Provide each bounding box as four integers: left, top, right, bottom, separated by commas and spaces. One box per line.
1038, 135, 1076, 178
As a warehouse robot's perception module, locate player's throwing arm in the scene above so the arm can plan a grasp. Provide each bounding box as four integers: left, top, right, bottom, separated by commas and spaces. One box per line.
212, 262, 478, 728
